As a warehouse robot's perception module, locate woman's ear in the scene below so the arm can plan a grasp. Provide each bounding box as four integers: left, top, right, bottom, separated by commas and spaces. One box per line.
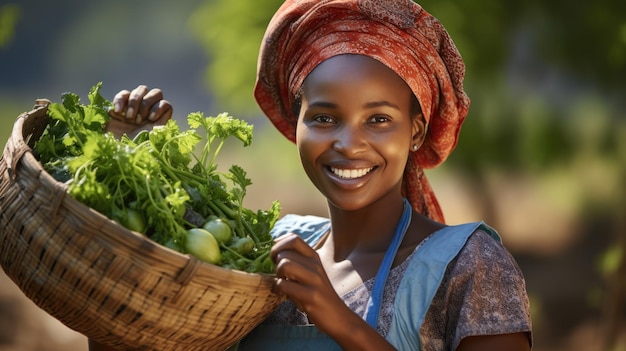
411, 112, 427, 151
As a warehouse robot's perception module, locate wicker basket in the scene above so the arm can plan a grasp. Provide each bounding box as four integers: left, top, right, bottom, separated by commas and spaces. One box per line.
0, 100, 284, 351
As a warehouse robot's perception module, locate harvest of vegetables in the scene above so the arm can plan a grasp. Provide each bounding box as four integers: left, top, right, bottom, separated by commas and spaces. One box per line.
34, 83, 281, 274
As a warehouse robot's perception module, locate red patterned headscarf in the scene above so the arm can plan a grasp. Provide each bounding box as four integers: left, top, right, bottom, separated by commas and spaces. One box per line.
254, 0, 470, 223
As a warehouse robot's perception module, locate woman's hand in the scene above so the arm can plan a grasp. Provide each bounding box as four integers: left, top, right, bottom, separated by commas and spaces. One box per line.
271, 234, 396, 351
271, 233, 346, 328
106, 85, 173, 138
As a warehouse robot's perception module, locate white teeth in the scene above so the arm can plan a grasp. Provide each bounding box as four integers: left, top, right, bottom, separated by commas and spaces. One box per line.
330, 167, 374, 179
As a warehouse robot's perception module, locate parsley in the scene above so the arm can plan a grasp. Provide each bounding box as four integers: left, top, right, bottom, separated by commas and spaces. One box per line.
34, 83, 280, 274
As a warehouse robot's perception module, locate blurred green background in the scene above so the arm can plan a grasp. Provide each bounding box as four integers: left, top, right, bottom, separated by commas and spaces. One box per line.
0, 0, 625, 350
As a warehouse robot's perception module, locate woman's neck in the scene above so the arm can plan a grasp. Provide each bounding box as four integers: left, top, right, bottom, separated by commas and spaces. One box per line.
324, 196, 406, 259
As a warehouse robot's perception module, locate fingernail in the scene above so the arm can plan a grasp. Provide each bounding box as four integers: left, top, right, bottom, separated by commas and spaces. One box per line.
148, 111, 157, 121
135, 114, 143, 124
126, 107, 135, 119
114, 102, 121, 113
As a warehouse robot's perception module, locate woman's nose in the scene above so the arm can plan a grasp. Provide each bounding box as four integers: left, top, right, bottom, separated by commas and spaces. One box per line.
332, 124, 367, 156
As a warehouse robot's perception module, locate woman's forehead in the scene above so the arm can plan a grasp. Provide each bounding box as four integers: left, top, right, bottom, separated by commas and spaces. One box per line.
303, 54, 410, 91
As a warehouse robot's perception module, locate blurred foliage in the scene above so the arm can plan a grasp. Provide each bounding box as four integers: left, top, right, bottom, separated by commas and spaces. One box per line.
189, 0, 283, 116
600, 246, 623, 278
0, 4, 19, 48
534, 0, 626, 91
0, 3, 25, 144
188, 0, 626, 101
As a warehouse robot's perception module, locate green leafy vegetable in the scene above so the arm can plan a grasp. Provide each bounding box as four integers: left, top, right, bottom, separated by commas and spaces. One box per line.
34, 83, 280, 274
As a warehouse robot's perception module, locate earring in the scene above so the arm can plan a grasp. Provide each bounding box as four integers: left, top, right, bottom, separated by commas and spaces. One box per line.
412, 144, 418, 151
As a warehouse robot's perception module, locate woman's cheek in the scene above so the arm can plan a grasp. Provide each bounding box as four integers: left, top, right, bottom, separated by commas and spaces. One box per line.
297, 127, 328, 188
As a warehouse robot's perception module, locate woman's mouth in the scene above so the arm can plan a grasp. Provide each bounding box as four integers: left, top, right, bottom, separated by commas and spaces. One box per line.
329, 166, 374, 179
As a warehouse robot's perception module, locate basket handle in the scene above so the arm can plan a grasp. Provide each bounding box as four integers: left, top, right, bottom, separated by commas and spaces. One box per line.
4, 100, 50, 181
5, 115, 31, 181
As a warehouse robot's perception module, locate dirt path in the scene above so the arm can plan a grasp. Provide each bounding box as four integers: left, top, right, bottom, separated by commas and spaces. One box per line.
0, 271, 85, 351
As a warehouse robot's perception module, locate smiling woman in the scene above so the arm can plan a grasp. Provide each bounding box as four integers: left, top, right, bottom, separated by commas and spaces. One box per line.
247, 0, 531, 349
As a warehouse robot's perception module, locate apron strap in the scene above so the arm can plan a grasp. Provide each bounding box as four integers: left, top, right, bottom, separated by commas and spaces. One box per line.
364, 198, 412, 328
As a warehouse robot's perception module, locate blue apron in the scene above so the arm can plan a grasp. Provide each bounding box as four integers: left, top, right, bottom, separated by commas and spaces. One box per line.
236, 200, 499, 350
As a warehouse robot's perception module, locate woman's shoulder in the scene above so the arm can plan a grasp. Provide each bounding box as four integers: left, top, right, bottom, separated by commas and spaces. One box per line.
416, 225, 532, 350
384, 222, 531, 350
436, 224, 525, 289
455, 226, 520, 274
404, 221, 498, 269
271, 213, 331, 246
426, 226, 532, 348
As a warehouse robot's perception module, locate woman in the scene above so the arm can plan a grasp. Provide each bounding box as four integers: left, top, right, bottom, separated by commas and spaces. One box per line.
95, 0, 532, 350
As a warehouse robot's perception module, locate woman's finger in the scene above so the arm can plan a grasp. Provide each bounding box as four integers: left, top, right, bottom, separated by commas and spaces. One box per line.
271, 233, 318, 263
109, 89, 130, 120
148, 99, 173, 123
126, 85, 149, 120
273, 277, 312, 302
273, 244, 325, 285
138, 88, 164, 122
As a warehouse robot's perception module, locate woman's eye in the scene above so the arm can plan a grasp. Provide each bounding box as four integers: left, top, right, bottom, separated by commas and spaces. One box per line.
369, 115, 390, 124
313, 115, 334, 124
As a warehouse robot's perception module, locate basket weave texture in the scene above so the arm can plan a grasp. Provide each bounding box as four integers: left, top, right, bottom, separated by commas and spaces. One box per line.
0, 101, 284, 351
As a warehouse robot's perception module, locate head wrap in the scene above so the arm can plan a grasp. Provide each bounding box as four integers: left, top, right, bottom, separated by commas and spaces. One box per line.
254, 0, 470, 223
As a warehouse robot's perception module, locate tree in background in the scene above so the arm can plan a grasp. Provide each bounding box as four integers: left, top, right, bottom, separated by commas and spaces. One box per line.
189, 1, 283, 116
0, 4, 19, 48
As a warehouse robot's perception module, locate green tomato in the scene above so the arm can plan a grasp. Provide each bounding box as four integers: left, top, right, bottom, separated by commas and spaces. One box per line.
184, 228, 221, 264
229, 236, 255, 255
164, 238, 182, 252
119, 208, 147, 234
202, 218, 232, 244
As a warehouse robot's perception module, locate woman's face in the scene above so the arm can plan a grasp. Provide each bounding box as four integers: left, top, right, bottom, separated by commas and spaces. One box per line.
296, 54, 425, 211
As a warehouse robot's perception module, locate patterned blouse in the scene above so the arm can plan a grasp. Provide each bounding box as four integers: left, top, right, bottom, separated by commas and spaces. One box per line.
263, 229, 532, 350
